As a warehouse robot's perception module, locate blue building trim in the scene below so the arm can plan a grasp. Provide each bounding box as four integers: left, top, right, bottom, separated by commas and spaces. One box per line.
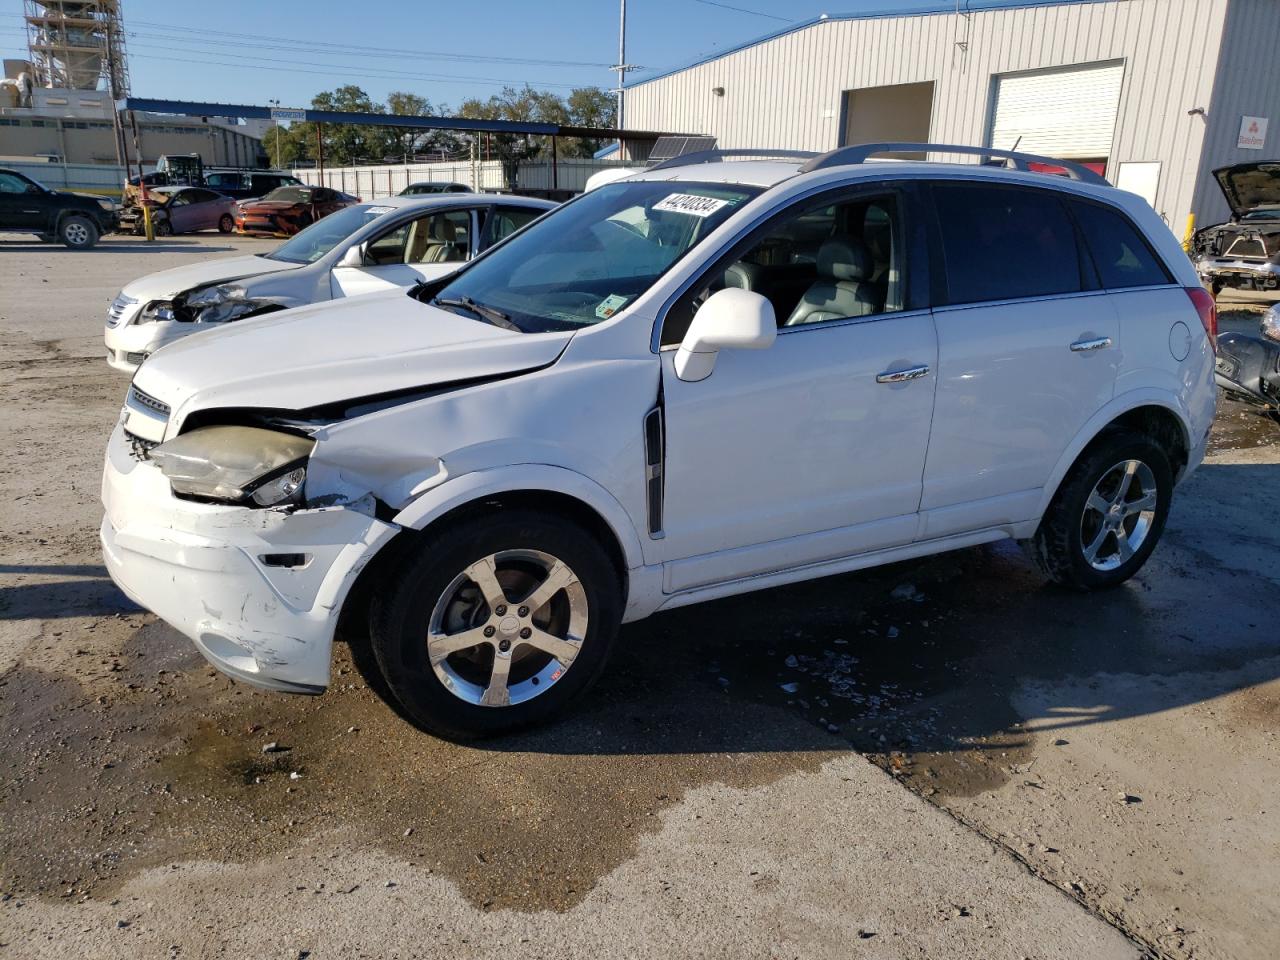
626, 0, 1109, 89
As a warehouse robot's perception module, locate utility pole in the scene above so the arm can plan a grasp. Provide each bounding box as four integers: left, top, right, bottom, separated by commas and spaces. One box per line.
611, 0, 639, 156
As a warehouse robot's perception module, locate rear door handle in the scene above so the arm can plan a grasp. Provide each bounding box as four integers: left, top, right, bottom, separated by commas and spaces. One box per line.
1070, 336, 1113, 353
876, 364, 930, 384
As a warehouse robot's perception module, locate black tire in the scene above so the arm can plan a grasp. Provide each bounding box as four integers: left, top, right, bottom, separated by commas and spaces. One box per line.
368, 509, 622, 739
1029, 430, 1173, 590
59, 214, 98, 249
218, 214, 234, 234
154, 220, 173, 237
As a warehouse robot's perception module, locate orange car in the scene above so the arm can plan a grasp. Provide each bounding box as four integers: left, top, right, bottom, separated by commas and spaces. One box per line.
234, 185, 359, 237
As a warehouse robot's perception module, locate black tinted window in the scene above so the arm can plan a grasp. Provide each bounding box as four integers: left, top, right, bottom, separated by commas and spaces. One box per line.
934, 184, 1082, 304
1070, 200, 1171, 289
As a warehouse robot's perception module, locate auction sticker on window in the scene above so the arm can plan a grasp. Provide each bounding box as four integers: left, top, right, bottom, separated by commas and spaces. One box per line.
595, 293, 630, 319
653, 193, 731, 217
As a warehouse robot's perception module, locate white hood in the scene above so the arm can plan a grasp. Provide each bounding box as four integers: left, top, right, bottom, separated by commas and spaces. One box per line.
132, 290, 573, 432
120, 253, 300, 301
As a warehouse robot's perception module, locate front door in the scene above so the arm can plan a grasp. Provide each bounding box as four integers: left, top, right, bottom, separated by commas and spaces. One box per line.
330, 208, 475, 298
654, 186, 938, 592
0, 171, 46, 230
919, 182, 1119, 537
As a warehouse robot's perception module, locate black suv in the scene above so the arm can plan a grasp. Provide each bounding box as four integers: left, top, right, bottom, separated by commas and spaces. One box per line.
0, 168, 120, 248
203, 171, 303, 201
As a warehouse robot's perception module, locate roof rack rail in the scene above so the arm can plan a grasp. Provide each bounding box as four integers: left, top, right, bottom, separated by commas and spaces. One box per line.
648, 148, 819, 170
799, 142, 1109, 186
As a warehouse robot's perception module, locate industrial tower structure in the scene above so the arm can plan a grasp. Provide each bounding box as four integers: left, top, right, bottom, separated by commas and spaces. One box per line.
24, 0, 130, 96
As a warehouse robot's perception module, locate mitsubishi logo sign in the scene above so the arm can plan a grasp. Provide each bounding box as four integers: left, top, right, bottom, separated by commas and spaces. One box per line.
1238, 115, 1269, 150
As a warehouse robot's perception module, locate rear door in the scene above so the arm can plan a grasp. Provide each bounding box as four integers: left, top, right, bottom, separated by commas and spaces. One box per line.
919, 181, 1119, 538
477, 204, 548, 253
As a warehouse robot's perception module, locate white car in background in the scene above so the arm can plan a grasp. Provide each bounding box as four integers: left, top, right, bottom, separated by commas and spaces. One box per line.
104, 193, 555, 372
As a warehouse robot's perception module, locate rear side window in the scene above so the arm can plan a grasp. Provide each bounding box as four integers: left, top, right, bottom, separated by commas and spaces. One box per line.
933, 183, 1082, 305
1070, 200, 1172, 289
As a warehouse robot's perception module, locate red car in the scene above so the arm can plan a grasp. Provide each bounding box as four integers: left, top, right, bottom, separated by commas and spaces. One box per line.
234, 185, 359, 237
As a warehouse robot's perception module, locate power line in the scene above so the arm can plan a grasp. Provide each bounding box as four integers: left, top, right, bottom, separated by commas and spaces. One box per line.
691, 0, 792, 21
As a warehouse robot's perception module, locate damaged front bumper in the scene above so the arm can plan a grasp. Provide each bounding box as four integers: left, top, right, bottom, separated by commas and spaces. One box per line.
100, 422, 398, 692
1196, 257, 1280, 291
104, 319, 191, 373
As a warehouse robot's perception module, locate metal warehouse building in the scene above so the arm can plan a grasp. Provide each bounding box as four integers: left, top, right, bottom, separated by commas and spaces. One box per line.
623, 0, 1280, 237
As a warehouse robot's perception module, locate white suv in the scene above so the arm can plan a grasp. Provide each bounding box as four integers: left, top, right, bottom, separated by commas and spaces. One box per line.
101, 144, 1217, 738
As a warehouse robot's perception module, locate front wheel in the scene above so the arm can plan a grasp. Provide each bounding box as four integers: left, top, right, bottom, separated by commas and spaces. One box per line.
154, 220, 173, 236
368, 510, 622, 739
59, 214, 98, 249
1029, 430, 1173, 590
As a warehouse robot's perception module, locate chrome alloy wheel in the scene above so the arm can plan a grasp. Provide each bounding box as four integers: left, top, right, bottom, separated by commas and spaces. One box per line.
1079, 459, 1158, 572
64, 221, 90, 245
427, 549, 588, 707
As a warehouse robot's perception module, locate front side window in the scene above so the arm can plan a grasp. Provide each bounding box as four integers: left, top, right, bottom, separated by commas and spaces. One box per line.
0, 172, 32, 194
661, 191, 905, 346
423, 180, 760, 333
365, 210, 471, 265
933, 183, 1082, 305
1069, 200, 1172, 288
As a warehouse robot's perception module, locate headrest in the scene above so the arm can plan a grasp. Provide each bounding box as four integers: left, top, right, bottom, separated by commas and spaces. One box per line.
817, 237, 872, 282
431, 217, 456, 242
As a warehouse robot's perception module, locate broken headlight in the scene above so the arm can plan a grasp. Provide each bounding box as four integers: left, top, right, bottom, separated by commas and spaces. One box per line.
184, 284, 265, 324
140, 300, 175, 322
150, 425, 314, 507
1263, 305, 1280, 344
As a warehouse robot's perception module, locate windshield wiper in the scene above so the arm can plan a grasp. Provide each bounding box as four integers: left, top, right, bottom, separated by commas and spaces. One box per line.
432, 296, 522, 332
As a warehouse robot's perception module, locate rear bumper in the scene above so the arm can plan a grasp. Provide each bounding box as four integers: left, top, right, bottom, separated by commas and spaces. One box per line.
100, 422, 398, 692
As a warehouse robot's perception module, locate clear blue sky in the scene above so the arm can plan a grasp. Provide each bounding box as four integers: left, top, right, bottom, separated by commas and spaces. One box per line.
1, 0, 1052, 109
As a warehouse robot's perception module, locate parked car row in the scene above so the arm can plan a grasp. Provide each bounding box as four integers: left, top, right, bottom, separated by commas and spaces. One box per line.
100, 143, 1221, 739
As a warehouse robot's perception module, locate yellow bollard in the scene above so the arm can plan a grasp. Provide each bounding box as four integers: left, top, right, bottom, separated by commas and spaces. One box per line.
1181, 213, 1196, 252
141, 199, 155, 241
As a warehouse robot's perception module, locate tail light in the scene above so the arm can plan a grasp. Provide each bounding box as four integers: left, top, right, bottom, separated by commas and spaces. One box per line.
1184, 286, 1217, 354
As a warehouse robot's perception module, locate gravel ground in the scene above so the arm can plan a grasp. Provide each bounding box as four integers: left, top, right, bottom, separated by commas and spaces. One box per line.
1, 234, 1277, 959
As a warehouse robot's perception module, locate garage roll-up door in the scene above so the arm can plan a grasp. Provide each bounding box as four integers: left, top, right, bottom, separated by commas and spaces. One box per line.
990, 61, 1124, 160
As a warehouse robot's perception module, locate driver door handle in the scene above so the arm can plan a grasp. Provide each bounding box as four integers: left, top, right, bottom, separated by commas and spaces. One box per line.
1070, 336, 1113, 353
876, 364, 930, 384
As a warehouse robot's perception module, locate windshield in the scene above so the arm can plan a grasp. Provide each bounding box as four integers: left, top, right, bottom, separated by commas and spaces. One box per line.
1241, 207, 1280, 221
425, 180, 760, 332
265, 202, 397, 264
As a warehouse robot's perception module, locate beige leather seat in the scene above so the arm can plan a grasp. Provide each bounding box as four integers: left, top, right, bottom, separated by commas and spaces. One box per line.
407, 216, 465, 264
785, 237, 880, 326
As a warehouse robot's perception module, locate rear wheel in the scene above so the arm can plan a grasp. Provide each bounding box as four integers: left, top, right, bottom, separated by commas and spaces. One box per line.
59, 214, 98, 249
368, 510, 622, 739
218, 213, 234, 234
1029, 430, 1173, 590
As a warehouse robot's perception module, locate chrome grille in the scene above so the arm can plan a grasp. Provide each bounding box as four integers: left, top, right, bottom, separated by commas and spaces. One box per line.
128, 385, 171, 416
107, 294, 137, 328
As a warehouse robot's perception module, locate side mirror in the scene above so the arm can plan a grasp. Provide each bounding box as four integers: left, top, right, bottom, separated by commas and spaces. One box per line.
337, 244, 365, 268
674, 287, 776, 382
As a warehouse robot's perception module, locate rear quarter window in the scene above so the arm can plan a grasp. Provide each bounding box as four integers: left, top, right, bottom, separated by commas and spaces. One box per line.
1069, 200, 1173, 289
932, 183, 1083, 305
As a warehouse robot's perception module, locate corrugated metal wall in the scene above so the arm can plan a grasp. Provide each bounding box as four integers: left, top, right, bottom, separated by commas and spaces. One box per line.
1194, 0, 1280, 226
294, 158, 632, 198
624, 0, 1253, 234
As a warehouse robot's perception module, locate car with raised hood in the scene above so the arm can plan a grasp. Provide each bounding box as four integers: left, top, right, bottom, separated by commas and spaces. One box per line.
234, 185, 360, 237
102, 143, 1217, 739
0, 167, 118, 248
119, 186, 238, 237
1192, 161, 1280, 296
103, 193, 554, 372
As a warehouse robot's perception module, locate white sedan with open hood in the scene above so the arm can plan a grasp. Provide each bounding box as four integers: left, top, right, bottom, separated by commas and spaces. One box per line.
103, 193, 554, 372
